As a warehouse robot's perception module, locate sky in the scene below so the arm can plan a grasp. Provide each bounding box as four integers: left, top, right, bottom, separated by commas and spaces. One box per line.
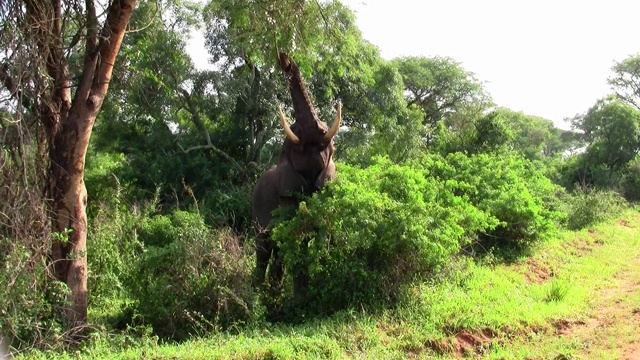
339, 0, 640, 129
187, 0, 640, 130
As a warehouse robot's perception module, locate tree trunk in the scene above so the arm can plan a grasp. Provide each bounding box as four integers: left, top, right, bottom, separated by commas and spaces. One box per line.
43, 0, 138, 328
48, 109, 93, 326
2, 0, 137, 328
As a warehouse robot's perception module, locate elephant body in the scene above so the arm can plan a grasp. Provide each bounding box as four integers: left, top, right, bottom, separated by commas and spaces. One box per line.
252, 53, 340, 296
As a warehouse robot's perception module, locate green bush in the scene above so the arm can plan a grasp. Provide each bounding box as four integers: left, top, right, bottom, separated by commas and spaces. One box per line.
621, 156, 640, 201
0, 156, 68, 352
564, 188, 626, 230
87, 196, 143, 311
127, 211, 254, 339
270, 157, 495, 316
267, 153, 563, 317
200, 184, 253, 232
426, 152, 565, 247
0, 242, 68, 352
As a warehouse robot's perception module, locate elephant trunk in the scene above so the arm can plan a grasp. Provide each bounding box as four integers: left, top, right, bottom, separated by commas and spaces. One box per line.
277, 52, 322, 131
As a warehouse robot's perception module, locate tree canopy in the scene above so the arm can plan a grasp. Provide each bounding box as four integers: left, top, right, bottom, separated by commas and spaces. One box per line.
2, 0, 640, 353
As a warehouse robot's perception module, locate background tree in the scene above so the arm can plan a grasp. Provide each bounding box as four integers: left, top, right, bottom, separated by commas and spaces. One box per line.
392, 56, 491, 142
560, 96, 640, 191
495, 108, 579, 159
608, 54, 640, 110
0, 0, 137, 327
572, 96, 640, 174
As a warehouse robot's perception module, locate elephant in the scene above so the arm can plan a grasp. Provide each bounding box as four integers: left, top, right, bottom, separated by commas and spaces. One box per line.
252, 52, 341, 298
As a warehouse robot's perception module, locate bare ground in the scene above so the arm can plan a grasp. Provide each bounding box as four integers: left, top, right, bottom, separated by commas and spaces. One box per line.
446, 218, 640, 359
553, 221, 640, 359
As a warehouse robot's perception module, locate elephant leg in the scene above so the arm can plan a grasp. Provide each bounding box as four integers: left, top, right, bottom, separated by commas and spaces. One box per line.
293, 237, 310, 300
268, 245, 284, 289
253, 233, 272, 288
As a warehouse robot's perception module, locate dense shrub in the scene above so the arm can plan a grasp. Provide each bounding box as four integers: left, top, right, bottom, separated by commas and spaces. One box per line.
270, 157, 496, 316
564, 188, 626, 230
268, 153, 564, 317
127, 211, 254, 339
0, 241, 68, 351
87, 200, 142, 311
200, 184, 253, 232
621, 156, 640, 201
0, 150, 67, 351
426, 152, 565, 247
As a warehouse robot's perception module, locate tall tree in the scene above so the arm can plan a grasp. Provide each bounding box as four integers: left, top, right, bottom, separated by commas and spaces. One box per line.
572, 96, 640, 173
202, 0, 389, 165
0, 0, 137, 327
608, 54, 640, 110
494, 108, 579, 159
392, 56, 491, 135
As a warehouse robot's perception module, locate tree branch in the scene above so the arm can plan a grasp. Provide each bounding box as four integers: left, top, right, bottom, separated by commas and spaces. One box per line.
73, 0, 99, 104
176, 88, 249, 181
88, 0, 138, 108
1, 62, 36, 113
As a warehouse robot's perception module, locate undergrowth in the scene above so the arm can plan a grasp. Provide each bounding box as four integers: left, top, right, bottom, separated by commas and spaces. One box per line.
16, 209, 640, 359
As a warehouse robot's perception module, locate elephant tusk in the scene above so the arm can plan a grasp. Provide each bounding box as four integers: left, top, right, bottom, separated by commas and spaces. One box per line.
279, 105, 300, 144
324, 101, 342, 141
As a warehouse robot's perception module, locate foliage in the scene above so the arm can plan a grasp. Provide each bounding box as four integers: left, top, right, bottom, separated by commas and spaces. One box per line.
0, 146, 67, 351
433, 110, 514, 155
261, 151, 564, 318
608, 53, 640, 110
563, 188, 626, 230
495, 108, 580, 159
127, 211, 254, 339
21, 211, 640, 360
270, 157, 493, 317
434, 107, 580, 160
425, 152, 565, 247
571, 96, 640, 174
4, 0, 635, 354
274, 153, 562, 311
0, 241, 69, 351
392, 56, 491, 132
621, 156, 640, 201
87, 196, 143, 311
560, 96, 640, 198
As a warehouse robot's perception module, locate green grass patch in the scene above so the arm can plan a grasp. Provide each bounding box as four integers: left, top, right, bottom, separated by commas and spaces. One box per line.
19, 209, 640, 359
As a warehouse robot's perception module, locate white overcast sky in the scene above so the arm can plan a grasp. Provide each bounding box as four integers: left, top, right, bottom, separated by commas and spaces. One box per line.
340, 0, 639, 129
188, 0, 640, 130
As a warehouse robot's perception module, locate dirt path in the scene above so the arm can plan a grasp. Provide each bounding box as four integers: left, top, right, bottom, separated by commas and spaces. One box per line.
435, 217, 640, 359
558, 234, 640, 359
615, 259, 640, 360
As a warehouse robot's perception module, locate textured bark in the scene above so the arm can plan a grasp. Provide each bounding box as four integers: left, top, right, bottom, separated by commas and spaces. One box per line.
42, 0, 138, 328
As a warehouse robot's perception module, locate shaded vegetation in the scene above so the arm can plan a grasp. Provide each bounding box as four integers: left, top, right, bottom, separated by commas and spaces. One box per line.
1, 0, 640, 357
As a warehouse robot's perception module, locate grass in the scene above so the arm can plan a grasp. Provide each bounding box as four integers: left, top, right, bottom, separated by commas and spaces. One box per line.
20, 209, 640, 359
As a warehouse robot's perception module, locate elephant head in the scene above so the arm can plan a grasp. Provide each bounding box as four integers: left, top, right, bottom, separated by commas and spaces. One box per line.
252, 52, 341, 293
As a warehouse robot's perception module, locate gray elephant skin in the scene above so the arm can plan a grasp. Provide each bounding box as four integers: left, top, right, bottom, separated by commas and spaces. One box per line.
252, 52, 341, 297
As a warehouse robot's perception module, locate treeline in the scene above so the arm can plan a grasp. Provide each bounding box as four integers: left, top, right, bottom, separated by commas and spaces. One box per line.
1, 0, 639, 354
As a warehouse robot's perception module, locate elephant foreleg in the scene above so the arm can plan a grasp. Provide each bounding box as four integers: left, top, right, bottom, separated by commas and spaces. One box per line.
254, 233, 272, 288
293, 237, 311, 301
268, 246, 284, 289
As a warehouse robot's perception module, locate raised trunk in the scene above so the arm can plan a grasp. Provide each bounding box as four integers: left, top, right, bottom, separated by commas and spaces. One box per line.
277, 53, 319, 127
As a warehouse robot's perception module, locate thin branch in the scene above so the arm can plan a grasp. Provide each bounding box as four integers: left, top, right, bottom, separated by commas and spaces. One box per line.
126, 1, 159, 33
0, 62, 35, 112
176, 88, 249, 180
72, 0, 99, 104
90, 0, 138, 103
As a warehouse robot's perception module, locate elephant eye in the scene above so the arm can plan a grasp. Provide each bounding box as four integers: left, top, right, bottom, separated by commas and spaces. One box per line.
304, 143, 328, 152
